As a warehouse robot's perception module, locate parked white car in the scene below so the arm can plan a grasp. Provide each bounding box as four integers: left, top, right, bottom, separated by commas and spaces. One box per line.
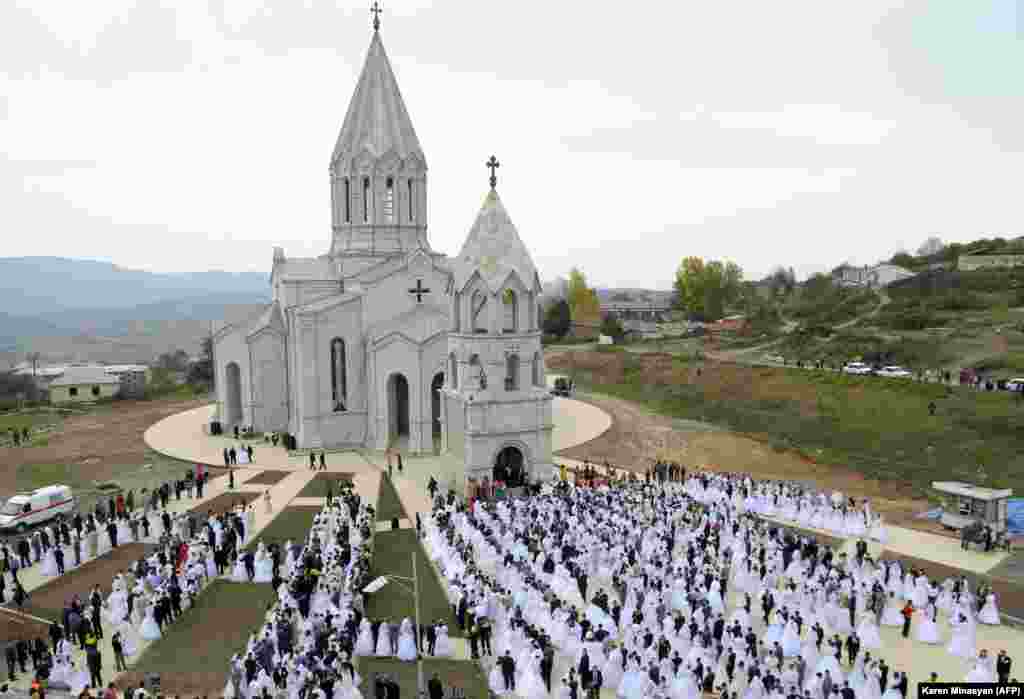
876, 365, 912, 378
766, 354, 785, 363
1006, 378, 1024, 392
0, 484, 75, 533
842, 362, 874, 375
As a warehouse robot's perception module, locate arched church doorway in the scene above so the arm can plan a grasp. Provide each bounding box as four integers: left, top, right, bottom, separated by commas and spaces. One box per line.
431, 372, 444, 442
387, 373, 410, 446
493, 445, 525, 488
225, 362, 243, 426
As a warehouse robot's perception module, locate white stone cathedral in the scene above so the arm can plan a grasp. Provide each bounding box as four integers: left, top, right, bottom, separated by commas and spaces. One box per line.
212, 21, 553, 486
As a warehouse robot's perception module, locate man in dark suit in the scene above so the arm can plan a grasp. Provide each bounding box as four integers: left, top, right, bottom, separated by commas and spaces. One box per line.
845, 633, 860, 667
427, 672, 444, 699
997, 650, 1012, 683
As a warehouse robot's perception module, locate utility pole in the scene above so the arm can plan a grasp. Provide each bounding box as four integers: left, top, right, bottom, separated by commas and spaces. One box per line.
413, 550, 424, 697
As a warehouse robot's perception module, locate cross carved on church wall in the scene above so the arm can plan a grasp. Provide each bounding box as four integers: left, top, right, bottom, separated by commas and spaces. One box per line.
409, 279, 431, 303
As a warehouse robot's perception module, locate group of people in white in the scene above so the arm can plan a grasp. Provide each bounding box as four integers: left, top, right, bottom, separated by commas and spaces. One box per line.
225, 495, 375, 699
415, 471, 1009, 699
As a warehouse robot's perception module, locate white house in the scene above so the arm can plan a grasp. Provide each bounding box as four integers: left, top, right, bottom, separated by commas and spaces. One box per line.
212, 20, 553, 486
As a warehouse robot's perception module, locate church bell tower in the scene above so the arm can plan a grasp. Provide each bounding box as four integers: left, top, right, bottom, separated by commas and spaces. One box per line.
328, 8, 429, 272
441, 158, 554, 489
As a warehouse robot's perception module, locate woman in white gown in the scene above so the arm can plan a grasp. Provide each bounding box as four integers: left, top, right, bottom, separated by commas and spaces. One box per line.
435, 624, 454, 658
354, 619, 375, 657
68, 655, 92, 696
856, 611, 882, 649
119, 621, 139, 656
396, 618, 418, 661
232, 553, 249, 582
40, 546, 59, 577
915, 604, 941, 644
964, 653, 996, 683
253, 543, 274, 583
139, 600, 162, 641
946, 613, 975, 658
978, 593, 1001, 625
375, 622, 392, 656
780, 620, 802, 657
880, 593, 903, 627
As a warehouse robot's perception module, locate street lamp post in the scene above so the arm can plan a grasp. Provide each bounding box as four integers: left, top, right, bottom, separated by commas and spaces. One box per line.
373, 552, 425, 696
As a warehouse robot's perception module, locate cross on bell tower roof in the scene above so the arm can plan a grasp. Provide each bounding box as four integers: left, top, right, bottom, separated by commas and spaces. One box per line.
486, 155, 500, 190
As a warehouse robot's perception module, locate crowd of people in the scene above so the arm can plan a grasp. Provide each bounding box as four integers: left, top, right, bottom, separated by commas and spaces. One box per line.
223, 484, 376, 699
422, 468, 1015, 699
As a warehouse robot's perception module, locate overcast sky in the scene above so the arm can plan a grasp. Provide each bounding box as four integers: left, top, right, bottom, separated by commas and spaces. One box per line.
2, 1, 1021, 289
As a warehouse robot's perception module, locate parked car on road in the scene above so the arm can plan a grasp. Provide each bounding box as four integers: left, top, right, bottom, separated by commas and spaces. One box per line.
551, 377, 574, 397
842, 362, 874, 376
876, 365, 912, 378
1005, 378, 1024, 392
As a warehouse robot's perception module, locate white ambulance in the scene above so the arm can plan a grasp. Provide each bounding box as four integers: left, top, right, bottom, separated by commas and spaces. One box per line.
0, 484, 75, 533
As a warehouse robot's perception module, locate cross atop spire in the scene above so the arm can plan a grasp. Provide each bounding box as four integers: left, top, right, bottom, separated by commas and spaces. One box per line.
486, 155, 500, 190
371, 1, 382, 32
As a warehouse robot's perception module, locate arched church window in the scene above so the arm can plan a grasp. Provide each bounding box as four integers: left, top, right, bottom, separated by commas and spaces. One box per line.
384, 177, 395, 223
471, 290, 488, 334
362, 177, 370, 223
330, 338, 347, 412
469, 354, 485, 389
502, 289, 518, 333
532, 351, 543, 387
344, 178, 351, 223
408, 179, 415, 222
505, 353, 519, 391
449, 352, 458, 389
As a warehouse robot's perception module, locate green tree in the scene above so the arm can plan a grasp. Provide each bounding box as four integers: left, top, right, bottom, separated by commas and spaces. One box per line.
600, 313, 625, 340
674, 257, 743, 322
566, 267, 601, 330
542, 299, 572, 337
890, 251, 916, 269
187, 335, 214, 389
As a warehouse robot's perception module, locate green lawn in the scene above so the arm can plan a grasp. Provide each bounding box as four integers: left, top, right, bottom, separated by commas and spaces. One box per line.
366, 529, 461, 636
0, 411, 60, 432
357, 657, 487, 698
246, 506, 319, 550
376, 475, 408, 522
120, 581, 275, 696
574, 356, 1024, 496
296, 472, 354, 499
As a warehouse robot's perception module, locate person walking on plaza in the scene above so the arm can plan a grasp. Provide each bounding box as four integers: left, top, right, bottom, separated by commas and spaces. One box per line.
319, 452, 326, 470
900, 600, 914, 638
264, 490, 273, 514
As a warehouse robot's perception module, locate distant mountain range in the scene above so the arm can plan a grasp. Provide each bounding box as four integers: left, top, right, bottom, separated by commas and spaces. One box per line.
0, 257, 270, 362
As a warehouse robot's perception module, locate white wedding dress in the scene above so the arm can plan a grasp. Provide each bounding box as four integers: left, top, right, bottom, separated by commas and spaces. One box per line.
139, 603, 162, 640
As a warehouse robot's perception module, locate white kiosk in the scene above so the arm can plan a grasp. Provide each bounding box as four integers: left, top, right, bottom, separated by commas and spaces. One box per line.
932, 481, 1013, 534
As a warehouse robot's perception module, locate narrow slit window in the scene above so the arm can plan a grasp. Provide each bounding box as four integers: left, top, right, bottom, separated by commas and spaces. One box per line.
408, 179, 415, 222
362, 177, 370, 223
344, 178, 351, 223
384, 177, 394, 223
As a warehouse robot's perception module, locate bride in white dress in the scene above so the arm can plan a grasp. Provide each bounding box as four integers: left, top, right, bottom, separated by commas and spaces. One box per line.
978, 593, 1001, 625
354, 619, 375, 657
396, 618, 418, 662
253, 543, 274, 583
435, 624, 454, 658
139, 599, 162, 641
946, 612, 975, 658
232, 553, 249, 582
119, 621, 139, 656
40, 546, 59, 577
915, 604, 942, 644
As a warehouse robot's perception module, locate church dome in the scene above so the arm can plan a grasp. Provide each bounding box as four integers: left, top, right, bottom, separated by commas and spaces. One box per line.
453, 189, 540, 294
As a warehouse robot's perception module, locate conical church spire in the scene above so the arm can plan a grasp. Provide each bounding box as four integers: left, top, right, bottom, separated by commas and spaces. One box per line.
330, 27, 424, 167
328, 20, 429, 263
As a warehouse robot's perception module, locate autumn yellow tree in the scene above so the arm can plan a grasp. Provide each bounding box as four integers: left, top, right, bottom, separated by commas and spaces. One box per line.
567, 267, 601, 334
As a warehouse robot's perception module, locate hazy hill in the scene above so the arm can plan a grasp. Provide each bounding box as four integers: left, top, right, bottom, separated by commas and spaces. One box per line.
0, 257, 270, 363
0, 257, 268, 315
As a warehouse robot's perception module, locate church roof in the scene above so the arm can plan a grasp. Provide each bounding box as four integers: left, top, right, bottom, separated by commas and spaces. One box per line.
452, 189, 540, 294
330, 31, 424, 168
